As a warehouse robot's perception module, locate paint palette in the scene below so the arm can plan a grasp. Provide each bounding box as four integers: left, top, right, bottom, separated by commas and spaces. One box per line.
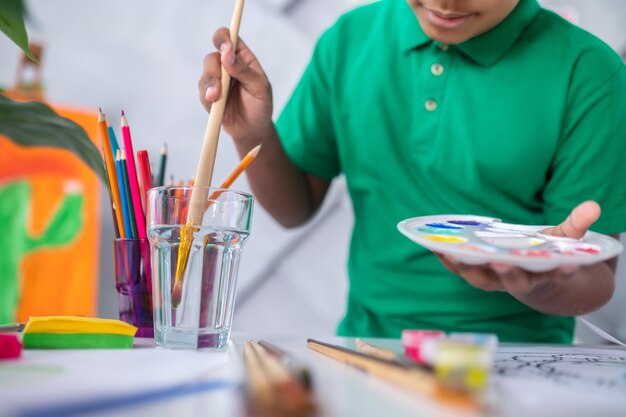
397, 215, 623, 272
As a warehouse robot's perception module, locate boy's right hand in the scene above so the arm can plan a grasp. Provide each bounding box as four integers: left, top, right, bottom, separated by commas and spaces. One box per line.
199, 28, 273, 144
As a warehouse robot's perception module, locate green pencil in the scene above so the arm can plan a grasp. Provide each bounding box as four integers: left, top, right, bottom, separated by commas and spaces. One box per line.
157, 143, 167, 186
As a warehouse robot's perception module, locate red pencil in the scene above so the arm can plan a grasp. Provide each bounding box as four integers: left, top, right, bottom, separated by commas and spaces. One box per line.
137, 150, 153, 212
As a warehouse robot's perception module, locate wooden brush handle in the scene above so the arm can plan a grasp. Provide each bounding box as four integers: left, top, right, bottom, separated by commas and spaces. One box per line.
187, 0, 245, 225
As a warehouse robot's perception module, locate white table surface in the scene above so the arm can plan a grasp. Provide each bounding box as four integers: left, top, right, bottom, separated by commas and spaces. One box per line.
1, 334, 625, 417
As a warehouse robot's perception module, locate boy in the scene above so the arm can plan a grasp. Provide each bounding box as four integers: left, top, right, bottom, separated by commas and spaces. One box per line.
199, 0, 626, 342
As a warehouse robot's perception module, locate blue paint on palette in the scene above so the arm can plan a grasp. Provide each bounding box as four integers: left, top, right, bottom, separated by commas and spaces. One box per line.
425, 223, 463, 230
418, 227, 461, 235
448, 220, 484, 226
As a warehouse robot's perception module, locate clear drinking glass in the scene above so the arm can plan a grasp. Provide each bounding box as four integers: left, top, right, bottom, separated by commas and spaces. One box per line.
146, 186, 253, 349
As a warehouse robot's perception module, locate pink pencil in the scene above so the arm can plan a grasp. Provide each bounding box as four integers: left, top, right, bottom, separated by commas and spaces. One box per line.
121, 111, 147, 240
121, 111, 153, 297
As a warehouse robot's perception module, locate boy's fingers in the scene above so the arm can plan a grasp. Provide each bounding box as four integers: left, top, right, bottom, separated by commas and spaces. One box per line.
543, 201, 601, 239
199, 52, 222, 109
212, 27, 232, 51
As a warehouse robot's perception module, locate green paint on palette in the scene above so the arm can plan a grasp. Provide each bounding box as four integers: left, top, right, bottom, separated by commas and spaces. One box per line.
418, 226, 461, 235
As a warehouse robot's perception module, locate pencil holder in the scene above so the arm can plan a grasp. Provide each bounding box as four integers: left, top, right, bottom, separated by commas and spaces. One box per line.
113, 238, 154, 338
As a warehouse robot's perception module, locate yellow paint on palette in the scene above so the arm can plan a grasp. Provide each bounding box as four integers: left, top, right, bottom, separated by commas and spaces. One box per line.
24, 316, 137, 336
423, 235, 467, 244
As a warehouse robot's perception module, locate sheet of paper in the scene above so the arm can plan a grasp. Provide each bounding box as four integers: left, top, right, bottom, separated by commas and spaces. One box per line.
489, 346, 626, 417
0, 343, 240, 417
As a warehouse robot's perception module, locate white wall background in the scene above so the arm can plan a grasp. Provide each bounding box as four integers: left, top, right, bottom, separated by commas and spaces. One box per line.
0, 0, 625, 342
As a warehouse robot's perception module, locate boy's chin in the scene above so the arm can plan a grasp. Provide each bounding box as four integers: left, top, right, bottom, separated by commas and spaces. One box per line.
421, 26, 475, 45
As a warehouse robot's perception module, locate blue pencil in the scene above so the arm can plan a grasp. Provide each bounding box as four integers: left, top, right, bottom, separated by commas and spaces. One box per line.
16, 379, 235, 417
108, 124, 120, 155
115, 150, 133, 238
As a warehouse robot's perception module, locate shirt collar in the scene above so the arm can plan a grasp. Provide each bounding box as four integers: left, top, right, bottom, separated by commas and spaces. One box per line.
398, 1, 432, 52
457, 0, 541, 66
398, 0, 541, 66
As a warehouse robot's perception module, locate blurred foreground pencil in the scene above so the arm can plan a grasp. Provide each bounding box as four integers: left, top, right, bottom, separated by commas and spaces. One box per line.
307, 339, 479, 410
244, 341, 316, 417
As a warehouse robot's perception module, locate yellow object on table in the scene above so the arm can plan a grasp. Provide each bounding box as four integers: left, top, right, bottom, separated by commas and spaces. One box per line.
23, 316, 137, 349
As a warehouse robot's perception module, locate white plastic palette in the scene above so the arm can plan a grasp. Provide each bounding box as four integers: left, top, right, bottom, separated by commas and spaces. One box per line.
397, 215, 623, 272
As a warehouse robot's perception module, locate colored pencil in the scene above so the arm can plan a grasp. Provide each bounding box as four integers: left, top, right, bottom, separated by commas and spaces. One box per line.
207, 144, 261, 204
116, 150, 133, 238
100, 145, 120, 239
244, 341, 316, 417
173, 0, 246, 308
307, 339, 478, 410
99, 109, 124, 238
120, 150, 137, 238
137, 150, 153, 211
157, 143, 167, 186
121, 111, 147, 239
258, 339, 312, 389
108, 122, 120, 155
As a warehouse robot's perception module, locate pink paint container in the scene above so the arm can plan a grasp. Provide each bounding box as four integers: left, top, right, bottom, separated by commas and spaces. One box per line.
401, 329, 445, 364
0, 334, 22, 360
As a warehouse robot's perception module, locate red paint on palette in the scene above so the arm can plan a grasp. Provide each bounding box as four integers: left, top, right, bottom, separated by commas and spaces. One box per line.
576, 247, 600, 255
510, 249, 552, 257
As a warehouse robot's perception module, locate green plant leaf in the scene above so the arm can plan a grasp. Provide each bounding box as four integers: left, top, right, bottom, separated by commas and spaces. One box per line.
0, 95, 106, 182
0, 0, 36, 62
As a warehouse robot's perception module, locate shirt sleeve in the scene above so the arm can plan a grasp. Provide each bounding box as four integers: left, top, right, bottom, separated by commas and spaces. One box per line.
543, 62, 626, 234
275, 28, 340, 180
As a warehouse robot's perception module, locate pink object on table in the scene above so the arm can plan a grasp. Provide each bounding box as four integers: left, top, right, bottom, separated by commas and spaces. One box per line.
0, 334, 22, 360
401, 329, 445, 364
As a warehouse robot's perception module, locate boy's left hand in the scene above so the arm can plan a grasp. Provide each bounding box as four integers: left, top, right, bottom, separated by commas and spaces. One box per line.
435, 201, 618, 315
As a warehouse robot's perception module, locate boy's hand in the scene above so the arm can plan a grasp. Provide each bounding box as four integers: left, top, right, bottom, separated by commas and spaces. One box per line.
436, 201, 618, 315
199, 28, 274, 143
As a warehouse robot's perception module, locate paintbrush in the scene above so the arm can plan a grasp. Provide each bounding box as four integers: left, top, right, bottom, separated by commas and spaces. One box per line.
307, 338, 479, 410
173, 0, 246, 308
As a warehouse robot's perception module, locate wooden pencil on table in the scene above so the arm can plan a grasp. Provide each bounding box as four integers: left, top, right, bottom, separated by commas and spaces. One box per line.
307, 338, 479, 410
99, 109, 124, 238
173, 0, 246, 308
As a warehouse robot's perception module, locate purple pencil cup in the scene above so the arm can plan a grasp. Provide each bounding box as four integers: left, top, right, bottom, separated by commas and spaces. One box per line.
113, 238, 154, 338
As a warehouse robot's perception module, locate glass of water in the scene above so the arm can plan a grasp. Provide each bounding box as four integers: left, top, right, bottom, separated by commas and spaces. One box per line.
146, 186, 253, 350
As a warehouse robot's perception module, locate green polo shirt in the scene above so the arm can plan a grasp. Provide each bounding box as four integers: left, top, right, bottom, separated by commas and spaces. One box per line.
276, 0, 626, 343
